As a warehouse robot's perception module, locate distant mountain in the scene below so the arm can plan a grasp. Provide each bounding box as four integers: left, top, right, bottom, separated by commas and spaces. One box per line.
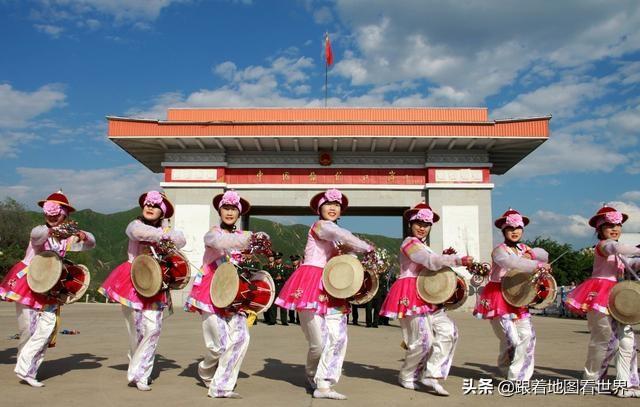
15, 209, 401, 288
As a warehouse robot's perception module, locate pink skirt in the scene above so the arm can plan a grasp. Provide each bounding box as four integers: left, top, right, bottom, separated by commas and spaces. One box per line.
98, 261, 167, 311
565, 277, 616, 315
379, 277, 436, 319
184, 263, 229, 316
275, 264, 349, 315
473, 281, 530, 320
0, 261, 58, 310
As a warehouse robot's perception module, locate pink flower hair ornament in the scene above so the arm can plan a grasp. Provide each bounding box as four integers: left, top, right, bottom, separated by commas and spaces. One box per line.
43, 201, 64, 217
218, 190, 243, 212
409, 208, 434, 223
596, 211, 624, 228
317, 188, 343, 210
143, 190, 167, 215
502, 213, 525, 229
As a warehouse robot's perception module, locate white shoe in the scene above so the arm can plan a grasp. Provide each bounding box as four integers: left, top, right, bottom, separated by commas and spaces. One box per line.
398, 378, 416, 390
420, 378, 450, 396
17, 374, 44, 388
136, 381, 151, 391
616, 388, 640, 398
209, 390, 242, 399
313, 389, 347, 400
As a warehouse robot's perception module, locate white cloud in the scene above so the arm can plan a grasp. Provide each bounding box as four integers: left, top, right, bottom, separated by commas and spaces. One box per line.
34, 24, 65, 37
606, 201, 640, 233
532, 210, 592, 239
0, 131, 39, 158
313, 6, 333, 24
0, 84, 67, 128
492, 81, 604, 119
0, 165, 163, 213
326, 0, 640, 104
500, 131, 628, 179
620, 191, 640, 202
31, 0, 185, 23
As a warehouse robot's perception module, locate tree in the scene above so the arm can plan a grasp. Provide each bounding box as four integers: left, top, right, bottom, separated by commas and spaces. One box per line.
0, 198, 33, 277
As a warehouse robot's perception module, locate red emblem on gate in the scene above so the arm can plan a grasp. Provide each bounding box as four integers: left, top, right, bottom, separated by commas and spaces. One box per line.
319, 152, 332, 166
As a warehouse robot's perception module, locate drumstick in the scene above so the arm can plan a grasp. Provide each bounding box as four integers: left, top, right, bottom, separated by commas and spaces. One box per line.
549, 249, 570, 266
464, 227, 470, 257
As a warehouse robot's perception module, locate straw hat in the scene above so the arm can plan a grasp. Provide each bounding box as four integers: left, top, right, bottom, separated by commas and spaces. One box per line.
416, 267, 457, 304
27, 251, 63, 294
210, 262, 241, 308
322, 255, 364, 299
131, 254, 163, 298
608, 281, 640, 325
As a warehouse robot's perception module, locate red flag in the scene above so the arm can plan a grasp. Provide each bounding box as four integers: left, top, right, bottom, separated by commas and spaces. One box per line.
325, 33, 334, 66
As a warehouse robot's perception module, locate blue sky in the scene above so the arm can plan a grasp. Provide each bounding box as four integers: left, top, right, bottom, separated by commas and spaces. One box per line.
1, 0, 639, 249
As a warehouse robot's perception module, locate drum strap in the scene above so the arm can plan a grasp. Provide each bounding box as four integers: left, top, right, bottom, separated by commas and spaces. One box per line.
164, 291, 174, 318
48, 307, 61, 348
245, 310, 258, 327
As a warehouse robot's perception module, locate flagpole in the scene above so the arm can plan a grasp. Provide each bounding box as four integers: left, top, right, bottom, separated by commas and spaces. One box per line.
325, 59, 328, 107
324, 32, 328, 107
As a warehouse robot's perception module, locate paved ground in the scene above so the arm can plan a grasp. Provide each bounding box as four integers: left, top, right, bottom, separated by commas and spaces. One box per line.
0, 302, 637, 406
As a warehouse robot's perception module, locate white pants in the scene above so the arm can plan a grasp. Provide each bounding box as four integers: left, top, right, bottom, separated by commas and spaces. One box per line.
399, 309, 458, 383
14, 303, 57, 379
299, 311, 348, 389
490, 316, 536, 381
122, 306, 163, 385
198, 312, 250, 396
584, 311, 639, 388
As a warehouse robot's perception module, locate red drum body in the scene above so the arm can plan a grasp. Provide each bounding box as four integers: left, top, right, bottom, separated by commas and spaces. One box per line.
131, 251, 190, 298
349, 269, 379, 305
27, 251, 90, 304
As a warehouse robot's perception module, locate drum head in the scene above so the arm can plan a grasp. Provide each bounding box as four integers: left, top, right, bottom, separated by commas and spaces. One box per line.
322, 255, 364, 299
531, 274, 558, 310
210, 262, 240, 308
27, 251, 63, 294
608, 281, 640, 325
165, 251, 191, 290
131, 254, 163, 298
502, 269, 538, 307
416, 267, 457, 304
62, 265, 91, 305
444, 276, 469, 311
349, 269, 380, 305
247, 270, 276, 313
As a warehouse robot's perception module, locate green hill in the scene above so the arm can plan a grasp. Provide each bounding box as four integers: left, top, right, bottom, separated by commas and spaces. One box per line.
3, 207, 401, 288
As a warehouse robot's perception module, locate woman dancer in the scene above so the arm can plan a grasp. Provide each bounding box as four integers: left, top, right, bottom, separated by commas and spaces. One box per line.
380, 202, 472, 395
99, 190, 185, 391
0, 191, 95, 387
565, 205, 640, 398
473, 209, 549, 382
275, 188, 373, 400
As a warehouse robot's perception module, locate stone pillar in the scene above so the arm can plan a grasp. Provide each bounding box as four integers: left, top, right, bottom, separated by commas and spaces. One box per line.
427, 187, 493, 311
